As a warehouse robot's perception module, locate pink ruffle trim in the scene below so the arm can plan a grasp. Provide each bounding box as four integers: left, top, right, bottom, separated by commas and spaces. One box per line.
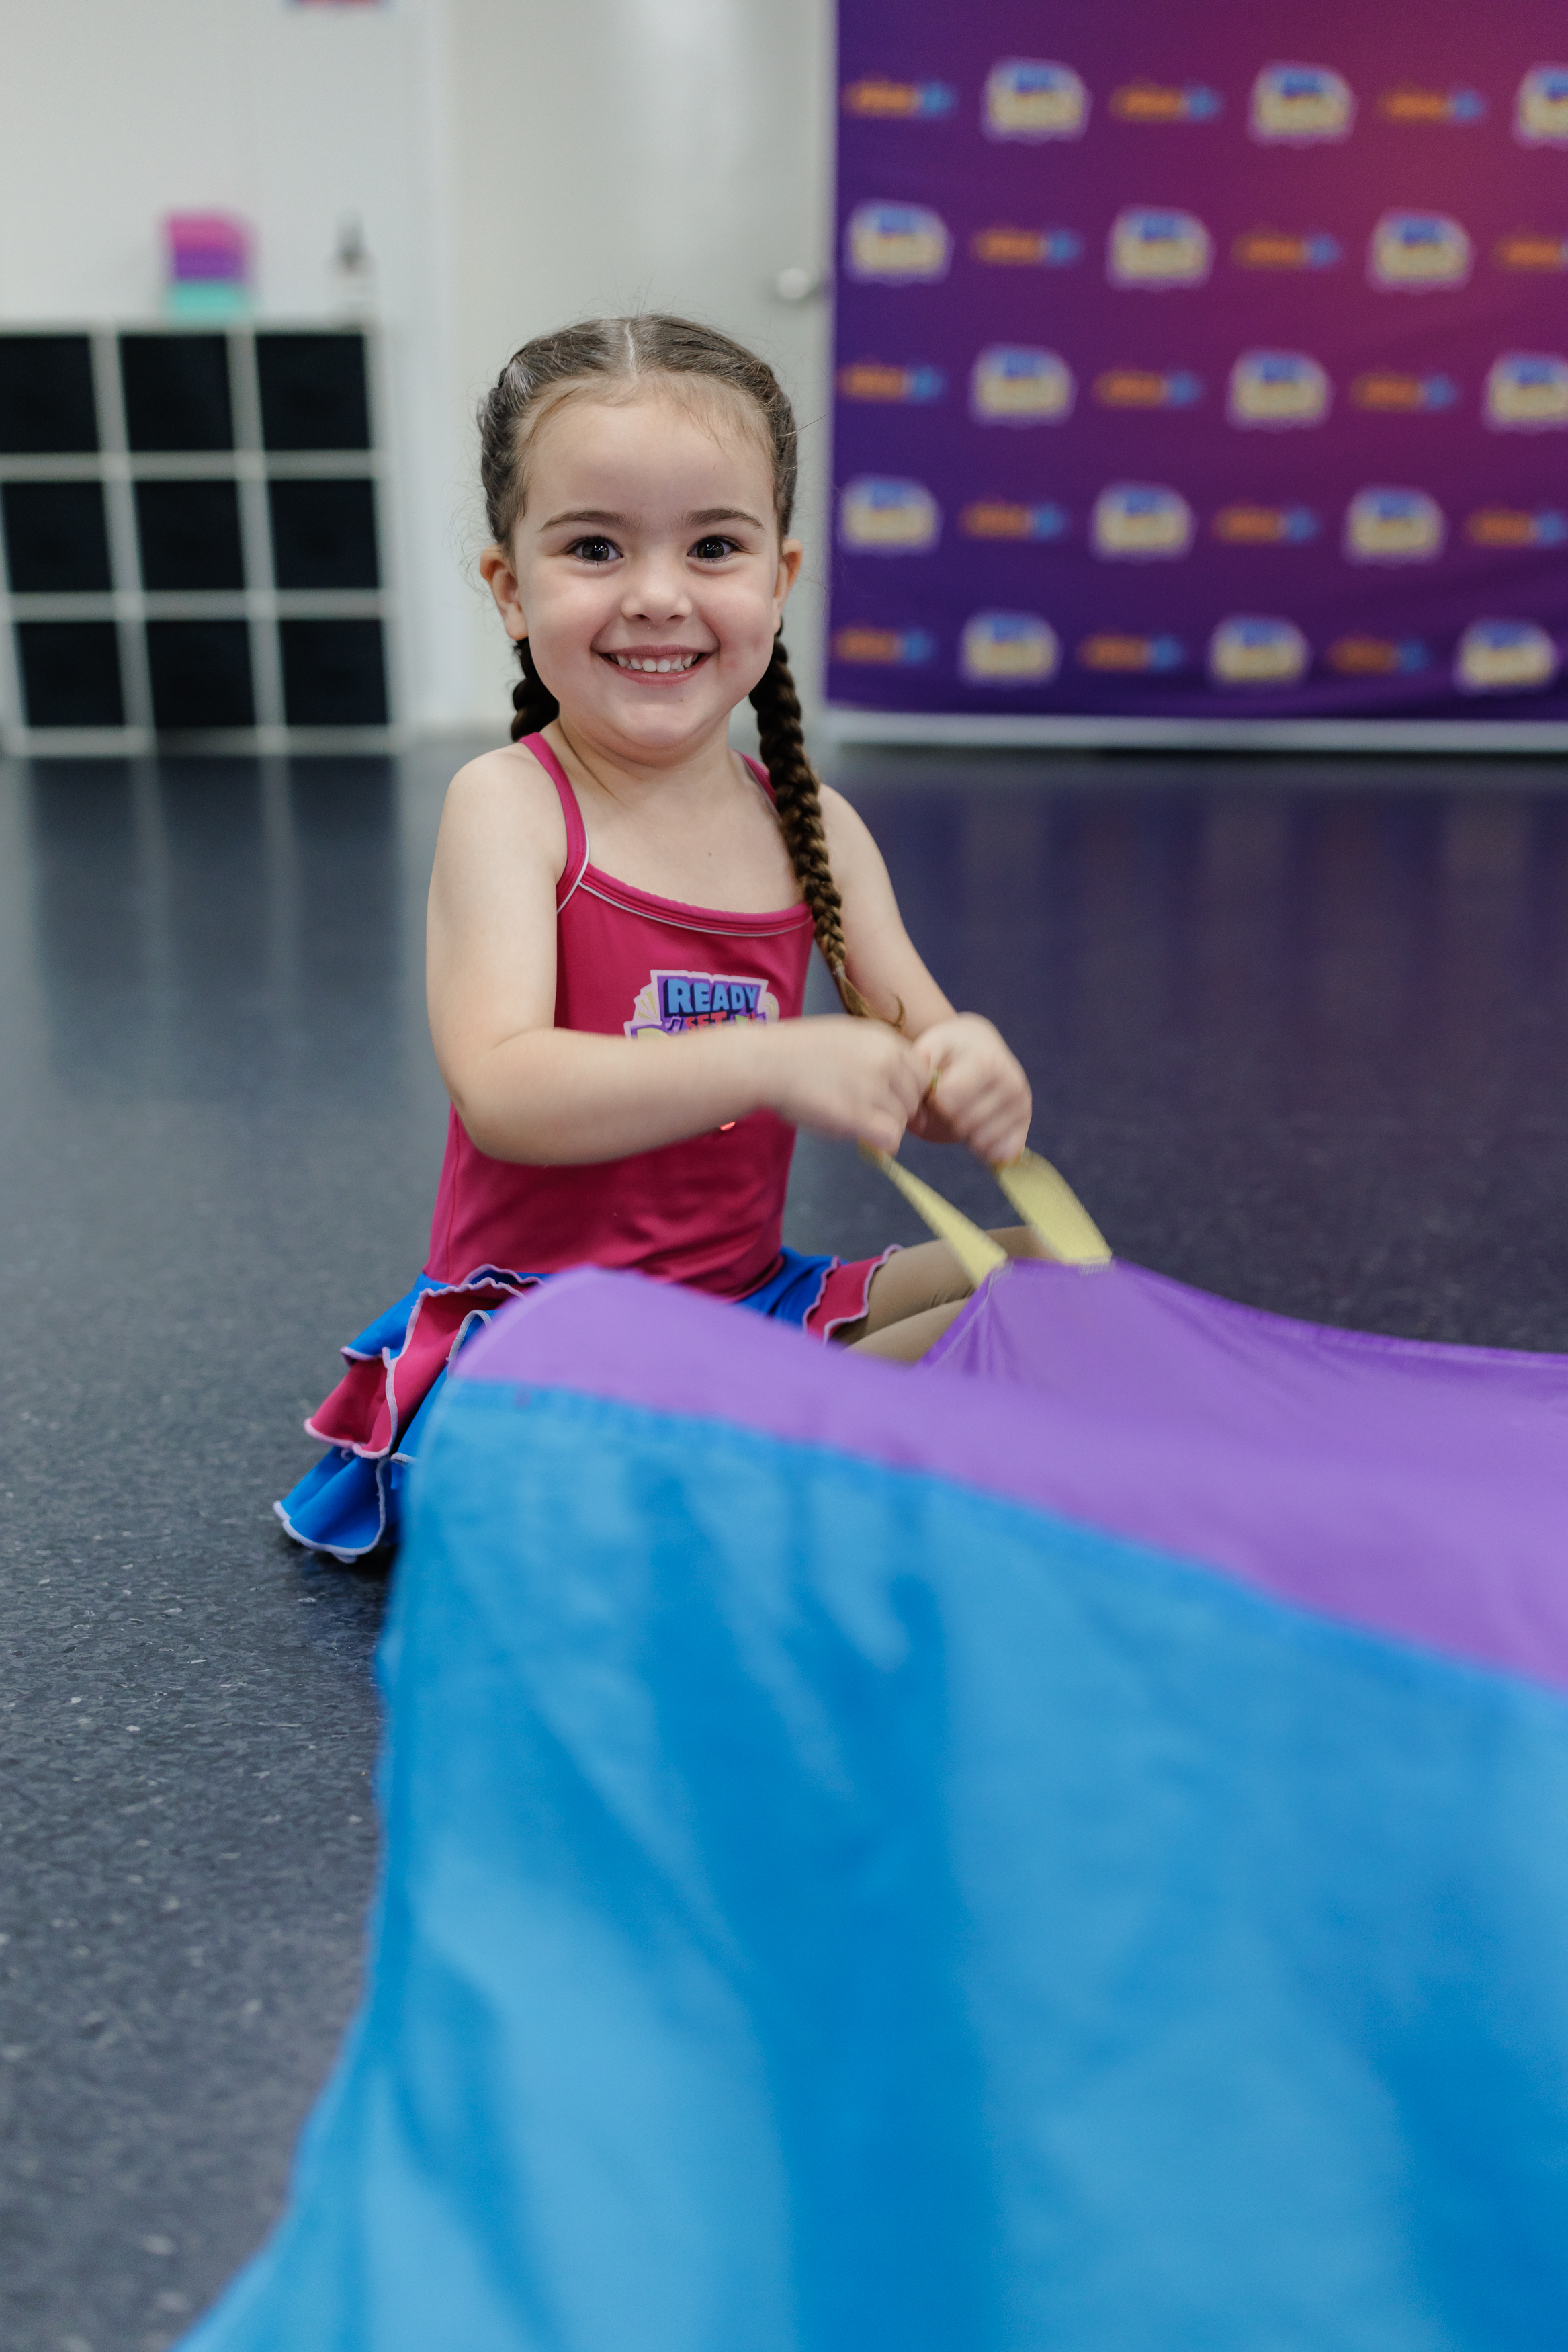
804, 1248, 900, 1341
307, 1272, 538, 1461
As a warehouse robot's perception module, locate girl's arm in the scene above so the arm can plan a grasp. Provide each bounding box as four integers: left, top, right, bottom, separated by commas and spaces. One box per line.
427, 751, 928, 1164
822, 786, 1033, 1165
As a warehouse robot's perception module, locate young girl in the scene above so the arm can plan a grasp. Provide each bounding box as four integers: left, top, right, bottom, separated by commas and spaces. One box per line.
278, 314, 1037, 1561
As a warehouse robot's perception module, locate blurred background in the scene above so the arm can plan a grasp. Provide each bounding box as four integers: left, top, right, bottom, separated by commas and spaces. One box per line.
5, 8, 1568, 2349
0, 0, 834, 749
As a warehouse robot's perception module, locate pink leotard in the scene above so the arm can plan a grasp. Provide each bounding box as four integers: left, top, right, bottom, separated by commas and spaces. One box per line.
286, 730, 890, 1545
425, 732, 814, 1298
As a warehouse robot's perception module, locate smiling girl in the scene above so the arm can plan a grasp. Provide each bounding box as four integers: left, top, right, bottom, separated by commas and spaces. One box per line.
277, 314, 1037, 1560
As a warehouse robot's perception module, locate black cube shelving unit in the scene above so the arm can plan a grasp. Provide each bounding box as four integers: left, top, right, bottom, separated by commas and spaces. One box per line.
0, 325, 395, 752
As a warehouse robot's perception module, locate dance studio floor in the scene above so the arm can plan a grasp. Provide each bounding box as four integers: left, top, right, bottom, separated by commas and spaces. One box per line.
5, 740, 1568, 2347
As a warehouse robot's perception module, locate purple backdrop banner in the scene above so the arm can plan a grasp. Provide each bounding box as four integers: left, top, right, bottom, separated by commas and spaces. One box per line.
828, 2, 1568, 727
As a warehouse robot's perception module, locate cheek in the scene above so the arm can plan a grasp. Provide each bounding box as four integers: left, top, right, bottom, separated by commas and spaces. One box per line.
707, 580, 781, 660
524, 576, 614, 656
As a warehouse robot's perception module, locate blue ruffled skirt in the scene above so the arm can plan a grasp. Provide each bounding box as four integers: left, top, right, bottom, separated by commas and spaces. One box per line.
276, 1246, 847, 1563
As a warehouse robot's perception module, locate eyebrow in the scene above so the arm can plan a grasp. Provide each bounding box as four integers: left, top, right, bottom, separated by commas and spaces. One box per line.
686, 507, 765, 530
538, 505, 766, 532
539, 508, 625, 529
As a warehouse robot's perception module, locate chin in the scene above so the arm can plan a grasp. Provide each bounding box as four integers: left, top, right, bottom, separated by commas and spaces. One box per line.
603, 686, 729, 747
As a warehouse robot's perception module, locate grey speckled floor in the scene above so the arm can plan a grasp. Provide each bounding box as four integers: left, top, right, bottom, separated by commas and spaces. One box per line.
5, 741, 1568, 2349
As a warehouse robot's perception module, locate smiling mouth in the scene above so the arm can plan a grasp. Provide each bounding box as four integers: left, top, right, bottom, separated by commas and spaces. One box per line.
601, 650, 711, 676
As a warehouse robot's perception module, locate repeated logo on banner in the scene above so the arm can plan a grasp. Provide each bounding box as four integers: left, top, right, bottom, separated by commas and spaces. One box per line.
829, 4, 1568, 722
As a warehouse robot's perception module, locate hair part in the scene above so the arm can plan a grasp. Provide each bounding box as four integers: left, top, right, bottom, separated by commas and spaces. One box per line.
480, 313, 873, 1019
480, 314, 797, 547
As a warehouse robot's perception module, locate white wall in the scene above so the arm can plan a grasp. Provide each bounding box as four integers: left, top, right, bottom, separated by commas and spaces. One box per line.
441, 0, 836, 738
0, 0, 836, 738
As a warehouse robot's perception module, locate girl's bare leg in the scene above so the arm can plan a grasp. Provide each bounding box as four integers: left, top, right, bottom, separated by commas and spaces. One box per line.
838, 1227, 1049, 1361
850, 1296, 970, 1363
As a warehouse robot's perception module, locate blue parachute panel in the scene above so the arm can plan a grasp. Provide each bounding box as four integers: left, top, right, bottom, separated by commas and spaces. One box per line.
185, 1271, 1568, 2351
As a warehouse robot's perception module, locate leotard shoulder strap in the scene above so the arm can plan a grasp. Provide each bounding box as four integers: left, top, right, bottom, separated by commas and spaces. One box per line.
521, 730, 774, 907
519, 730, 590, 911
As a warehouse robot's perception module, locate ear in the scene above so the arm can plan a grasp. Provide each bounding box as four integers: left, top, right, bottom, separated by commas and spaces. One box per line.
773, 536, 804, 627
480, 542, 527, 643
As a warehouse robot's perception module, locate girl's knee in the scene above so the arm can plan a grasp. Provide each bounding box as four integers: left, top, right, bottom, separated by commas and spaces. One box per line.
848, 1297, 967, 1363
873, 1237, 974, 1318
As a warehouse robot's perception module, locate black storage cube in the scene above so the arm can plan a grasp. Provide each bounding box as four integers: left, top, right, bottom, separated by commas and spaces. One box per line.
134, 478, 246, 591
16, 621, 125, 727
280, 618, 387, 725
120, 334, 234, 452
146, 620, 255, 730
268, 476, 379, 589
3, 482, 113, 593
0, 336, 98, 454
257, 334, 369, 450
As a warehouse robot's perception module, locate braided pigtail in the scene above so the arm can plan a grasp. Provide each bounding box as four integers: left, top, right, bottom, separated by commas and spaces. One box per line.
750, 638, 884, 1022
509, 636, 559, 742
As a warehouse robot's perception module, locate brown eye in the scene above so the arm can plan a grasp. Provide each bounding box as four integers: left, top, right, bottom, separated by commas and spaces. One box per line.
691, 535, 740, 560
569, 536, 619, 563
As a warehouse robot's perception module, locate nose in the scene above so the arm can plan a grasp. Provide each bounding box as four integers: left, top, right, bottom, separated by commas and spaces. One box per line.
620, 548, 692, 625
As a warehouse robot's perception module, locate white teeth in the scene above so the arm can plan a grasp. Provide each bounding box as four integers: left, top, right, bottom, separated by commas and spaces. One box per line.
612, 653, 699, 673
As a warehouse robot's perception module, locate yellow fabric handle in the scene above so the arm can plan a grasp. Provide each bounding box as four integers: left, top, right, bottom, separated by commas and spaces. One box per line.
858, 1145, 1009, 1285
993, 1149, 1113, 1267
860, 1143, 1112, 1276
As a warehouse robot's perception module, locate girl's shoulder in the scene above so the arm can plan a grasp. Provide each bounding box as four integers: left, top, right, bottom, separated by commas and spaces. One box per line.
816, 778, 886, 882
435, 736, 570, 884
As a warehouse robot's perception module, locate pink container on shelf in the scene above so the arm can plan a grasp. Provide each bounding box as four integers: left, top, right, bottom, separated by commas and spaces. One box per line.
163, 213, 251, 319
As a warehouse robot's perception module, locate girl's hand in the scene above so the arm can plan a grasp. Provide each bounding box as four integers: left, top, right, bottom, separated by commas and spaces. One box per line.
762, 1017, 929, 1154
908, 1015, 1032, 1165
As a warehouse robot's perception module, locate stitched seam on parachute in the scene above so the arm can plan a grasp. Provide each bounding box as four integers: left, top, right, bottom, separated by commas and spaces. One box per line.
451, 1382, 1568, 1708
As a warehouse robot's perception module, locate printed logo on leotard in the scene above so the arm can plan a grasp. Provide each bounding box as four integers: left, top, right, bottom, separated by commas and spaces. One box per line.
625, 969, 781, 1037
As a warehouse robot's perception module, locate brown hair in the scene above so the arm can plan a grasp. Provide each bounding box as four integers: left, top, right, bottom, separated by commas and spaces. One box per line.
478, 314, 873, 1018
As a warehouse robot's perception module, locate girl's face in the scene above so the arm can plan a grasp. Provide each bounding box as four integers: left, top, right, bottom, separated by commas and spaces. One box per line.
483, 387, 802, 761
